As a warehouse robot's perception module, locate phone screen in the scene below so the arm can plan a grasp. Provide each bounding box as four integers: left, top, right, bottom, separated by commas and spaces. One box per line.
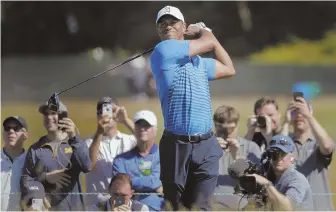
31, 199, 43, 211
115, 196, 125, 207
102, 103, 113, 117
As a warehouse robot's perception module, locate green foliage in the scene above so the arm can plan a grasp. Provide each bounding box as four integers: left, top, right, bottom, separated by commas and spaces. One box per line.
249, 30, 336, 66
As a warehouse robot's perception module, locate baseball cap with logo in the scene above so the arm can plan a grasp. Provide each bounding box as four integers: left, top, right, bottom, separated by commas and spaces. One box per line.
156, 5, 185, 23
133, 110, 157, 126
3, 116, 28, 130
268, 135, 295, 153
38, 101, 67, 114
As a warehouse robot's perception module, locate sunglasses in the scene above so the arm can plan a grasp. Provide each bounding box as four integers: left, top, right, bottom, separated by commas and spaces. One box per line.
269, 139, 291, 146
268, 150, 287, 161
4, 125, 22, 132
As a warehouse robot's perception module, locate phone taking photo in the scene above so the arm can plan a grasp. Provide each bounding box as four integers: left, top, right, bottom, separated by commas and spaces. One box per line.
102, 103, 113, 117
115, 196, 126, 207
58, 111, 68, 130
293, 92, 304, 101
31, 199, 43, 211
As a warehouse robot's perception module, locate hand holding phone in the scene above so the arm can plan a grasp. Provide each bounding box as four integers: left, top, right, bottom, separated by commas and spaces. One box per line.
114, 195, 126, 207
31, 199, 43, 211
293, 92, 304, 101
102, 103, 113, 117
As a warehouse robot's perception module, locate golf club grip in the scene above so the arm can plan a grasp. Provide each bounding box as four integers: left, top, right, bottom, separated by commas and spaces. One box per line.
57, 47, 154, 96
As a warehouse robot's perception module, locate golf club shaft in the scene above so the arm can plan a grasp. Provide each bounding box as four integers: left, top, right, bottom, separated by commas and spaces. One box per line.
57, 47, 154, 96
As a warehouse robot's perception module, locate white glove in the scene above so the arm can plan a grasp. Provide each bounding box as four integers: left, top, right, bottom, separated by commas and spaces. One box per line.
189, 22, 212, 32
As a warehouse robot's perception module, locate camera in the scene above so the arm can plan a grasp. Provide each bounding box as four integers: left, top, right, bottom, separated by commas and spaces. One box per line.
256, 116, 266, 128
228, 158, 269, 207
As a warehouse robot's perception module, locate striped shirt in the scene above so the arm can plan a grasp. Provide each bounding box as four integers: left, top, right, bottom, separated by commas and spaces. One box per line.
150, 39, 216, 135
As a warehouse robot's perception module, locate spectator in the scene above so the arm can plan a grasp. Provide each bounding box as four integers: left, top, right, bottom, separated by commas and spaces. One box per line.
212, 106, 261, 210
251, 135, 314, 211
21, 181, 51, 211
281, 97, 334, 210
1, 116, 28, 211
245, 97, 282, 152
112, 110, 164, 211
150, 5, 235, 210
91, 173, 149, 211
20, 101, 91, 211
85, 97, 137, 206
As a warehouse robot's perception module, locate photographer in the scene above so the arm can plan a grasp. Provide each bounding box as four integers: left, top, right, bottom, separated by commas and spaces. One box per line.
85, 96, 137, 206
20, 101, 91, 211
245, 97, 282, 152
281, 96, 334, 210
249, 135, 314, 211
90, 173, 149, 211
212, 105, 261, 210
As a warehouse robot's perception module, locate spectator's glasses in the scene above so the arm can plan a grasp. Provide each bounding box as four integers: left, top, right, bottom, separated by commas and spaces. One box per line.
47, 93, 60, 112
4, 125, 22, 132
269, 139, 291, 146
268, 150, 287, 161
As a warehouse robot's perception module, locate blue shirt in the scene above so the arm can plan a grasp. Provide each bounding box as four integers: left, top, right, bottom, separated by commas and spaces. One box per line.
150, 39, 216, 135
112, 144, 164, 211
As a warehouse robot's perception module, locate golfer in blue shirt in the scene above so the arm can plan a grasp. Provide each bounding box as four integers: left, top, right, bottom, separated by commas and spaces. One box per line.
150, 5, 236, 211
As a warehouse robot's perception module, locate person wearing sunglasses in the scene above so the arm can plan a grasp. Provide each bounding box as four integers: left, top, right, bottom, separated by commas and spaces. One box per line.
248, 135, 314, 211
1, 116, 28, 211
281, 96, 334, 211
20, 101, 91, 211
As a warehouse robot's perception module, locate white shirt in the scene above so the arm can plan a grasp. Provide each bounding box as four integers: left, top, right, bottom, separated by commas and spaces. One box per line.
84, 131, 137, 205
1, 148, 27, 211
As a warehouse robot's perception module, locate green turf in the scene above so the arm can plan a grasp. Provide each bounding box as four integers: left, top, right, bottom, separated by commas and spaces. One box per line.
2, 95, 335, 208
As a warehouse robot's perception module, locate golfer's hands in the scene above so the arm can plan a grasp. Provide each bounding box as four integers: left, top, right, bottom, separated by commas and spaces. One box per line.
156, 186, 164, 195
184, 22, 212, 38
45, 169, 71, 188
96, 115, 112, 135
58, 118, 78, 138
113, 205, 131, 212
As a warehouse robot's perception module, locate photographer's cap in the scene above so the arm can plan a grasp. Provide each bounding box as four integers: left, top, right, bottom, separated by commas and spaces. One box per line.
156, 6, 185, 23
38, 101, 67, 114
134, 110, 157, 126
268, 135, 294, 153
3, 116, 28, 130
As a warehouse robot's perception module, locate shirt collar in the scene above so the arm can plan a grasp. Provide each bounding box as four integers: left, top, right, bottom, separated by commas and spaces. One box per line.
102, 131, 123, 142
133, 143, 158, 156
2, 147, 26, 163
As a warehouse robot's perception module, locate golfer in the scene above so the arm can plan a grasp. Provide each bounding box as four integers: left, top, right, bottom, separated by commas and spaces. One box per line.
150, 5, 236, 210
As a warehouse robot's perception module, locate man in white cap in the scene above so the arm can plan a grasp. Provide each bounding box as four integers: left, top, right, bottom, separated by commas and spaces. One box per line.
112, 110, 164, 211
150, 5, 236, 210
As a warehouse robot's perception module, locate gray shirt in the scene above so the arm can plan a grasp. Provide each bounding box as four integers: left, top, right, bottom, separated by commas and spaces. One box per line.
292, 137, 335, 211
274, 165, 314, 211
213, 137, 262, 210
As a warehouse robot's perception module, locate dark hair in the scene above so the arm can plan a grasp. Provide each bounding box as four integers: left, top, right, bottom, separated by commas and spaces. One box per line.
109, 173, 132, 189
254, 97, 279, 115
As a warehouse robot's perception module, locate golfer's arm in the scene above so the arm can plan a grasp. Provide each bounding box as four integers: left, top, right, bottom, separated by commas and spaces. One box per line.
189, 29, 216, 57
266, 184, 293, 211
212, 39, 235, 79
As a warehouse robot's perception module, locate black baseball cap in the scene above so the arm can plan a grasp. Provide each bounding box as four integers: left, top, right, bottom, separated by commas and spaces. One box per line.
96, 96, 118, 111
3, 116, 28, 130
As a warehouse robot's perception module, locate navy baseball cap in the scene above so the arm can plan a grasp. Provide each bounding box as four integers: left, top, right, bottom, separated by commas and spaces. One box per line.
3, 116, 28, 130
21, 181, 45, 202
268, 135, 295, 153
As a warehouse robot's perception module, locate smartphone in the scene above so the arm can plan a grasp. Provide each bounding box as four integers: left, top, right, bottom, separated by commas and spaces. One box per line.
115, 196, 126, 207
31, 199, 43, 211
293, 92, 304, 101
58, 111, 68, 130
102, 103, 113, 117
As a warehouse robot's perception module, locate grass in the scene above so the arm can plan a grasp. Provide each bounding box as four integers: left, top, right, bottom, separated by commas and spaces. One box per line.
1, 95, 336, 209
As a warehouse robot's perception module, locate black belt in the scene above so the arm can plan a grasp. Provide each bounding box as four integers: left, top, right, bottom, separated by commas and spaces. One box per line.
164, 130, 213, 143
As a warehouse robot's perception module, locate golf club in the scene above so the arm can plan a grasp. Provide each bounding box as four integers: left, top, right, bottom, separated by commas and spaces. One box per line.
56, 47, 154, 96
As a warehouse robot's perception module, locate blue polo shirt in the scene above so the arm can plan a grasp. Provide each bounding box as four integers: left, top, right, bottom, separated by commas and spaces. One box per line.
112, 144, 164, 211
150, 39, 216, 135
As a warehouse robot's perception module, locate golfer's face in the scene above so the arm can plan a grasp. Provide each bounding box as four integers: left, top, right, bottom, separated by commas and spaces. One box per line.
157, 15, 185, 40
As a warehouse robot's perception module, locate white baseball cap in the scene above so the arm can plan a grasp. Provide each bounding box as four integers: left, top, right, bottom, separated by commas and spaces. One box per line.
133, 110, 158, 126
156, 5, 185, 24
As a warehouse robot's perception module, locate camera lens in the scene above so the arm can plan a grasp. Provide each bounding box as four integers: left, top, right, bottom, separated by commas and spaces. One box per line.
257, 116, 266, 128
